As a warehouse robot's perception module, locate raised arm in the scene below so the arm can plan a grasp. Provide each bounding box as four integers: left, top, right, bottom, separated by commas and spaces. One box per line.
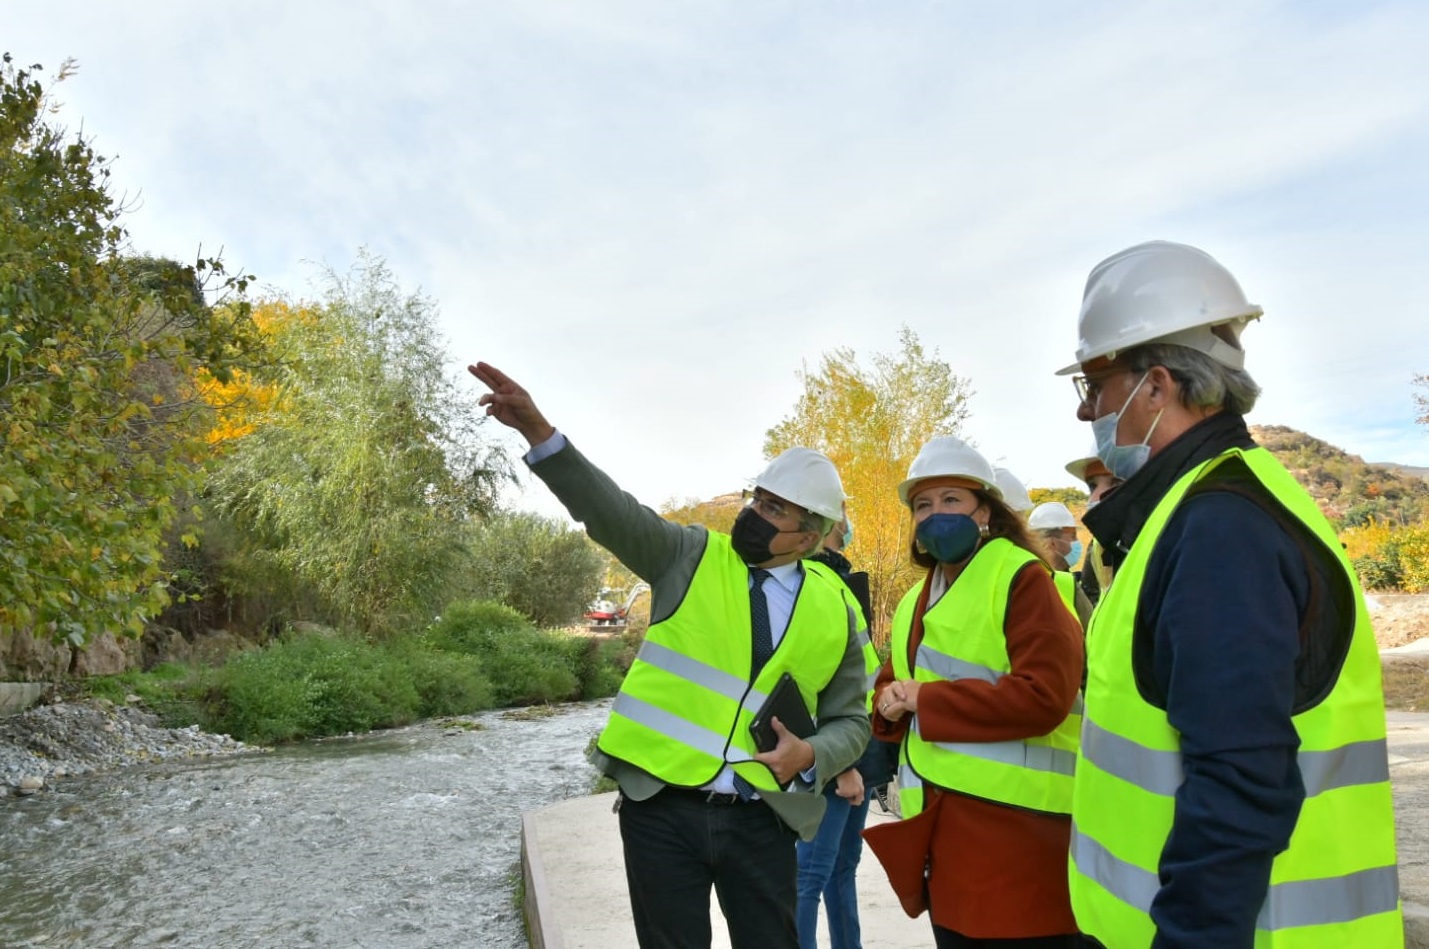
468, 361, 700, 583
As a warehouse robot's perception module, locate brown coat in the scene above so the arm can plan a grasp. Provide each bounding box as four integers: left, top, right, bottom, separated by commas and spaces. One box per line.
864, 561, 1084, 939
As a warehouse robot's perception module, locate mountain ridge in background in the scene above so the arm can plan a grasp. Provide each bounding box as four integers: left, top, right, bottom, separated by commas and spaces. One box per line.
1250, 424, 1429, 526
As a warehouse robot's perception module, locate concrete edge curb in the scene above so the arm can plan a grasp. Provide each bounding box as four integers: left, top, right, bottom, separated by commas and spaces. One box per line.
1403, 899, 1429, 948
521, 808, 565, 949
0, 683, 45, 716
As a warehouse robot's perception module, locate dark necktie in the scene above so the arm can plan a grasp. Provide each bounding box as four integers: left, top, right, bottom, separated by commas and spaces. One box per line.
737, 568, 776, 800
749, 568, 774, 677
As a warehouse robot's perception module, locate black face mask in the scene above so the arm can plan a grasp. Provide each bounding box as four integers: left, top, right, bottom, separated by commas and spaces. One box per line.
731, 507, 784, 564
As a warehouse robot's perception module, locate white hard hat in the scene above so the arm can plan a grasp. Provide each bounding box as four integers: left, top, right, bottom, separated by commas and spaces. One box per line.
898, 437, 1000, 507
1064, 441, 1109, 484
1028, 501, 1077, 530
1064, 455, 1102, 484
1056, 240, 1263, 375
753, 447, 847, 521
992, 466, 1033, 513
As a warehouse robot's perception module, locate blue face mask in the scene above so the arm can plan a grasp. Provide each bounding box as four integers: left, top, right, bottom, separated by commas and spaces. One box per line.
1066, 540, 1083, 569
1092, 371, 1163, 481
915, 513, 983, 564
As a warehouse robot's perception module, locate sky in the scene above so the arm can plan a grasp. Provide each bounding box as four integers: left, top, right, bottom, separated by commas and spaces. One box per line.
9, 1, 1429, 522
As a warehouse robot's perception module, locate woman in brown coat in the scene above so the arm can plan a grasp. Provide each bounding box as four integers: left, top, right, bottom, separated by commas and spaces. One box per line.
864, 436, 1084, 949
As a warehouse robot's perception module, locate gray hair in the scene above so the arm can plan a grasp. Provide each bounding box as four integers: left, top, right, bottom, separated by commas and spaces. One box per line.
798, 511, 837, 538
1122, 343, 1261, 415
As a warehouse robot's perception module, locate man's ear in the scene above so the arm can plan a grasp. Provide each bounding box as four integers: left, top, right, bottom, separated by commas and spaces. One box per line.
1145, 365, 1175, 406
800, 530, 823, 557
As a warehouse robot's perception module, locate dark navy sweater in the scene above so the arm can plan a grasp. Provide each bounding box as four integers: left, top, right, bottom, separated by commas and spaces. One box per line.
1135, 489, 1310, 948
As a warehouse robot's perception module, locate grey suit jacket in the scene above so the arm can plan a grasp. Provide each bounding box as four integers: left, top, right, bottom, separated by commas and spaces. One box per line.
529, 439, 871, 840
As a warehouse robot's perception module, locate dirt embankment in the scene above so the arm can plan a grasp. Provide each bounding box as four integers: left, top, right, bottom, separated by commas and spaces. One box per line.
1370, 595, 1429, 712
1369, 594, 1429, 650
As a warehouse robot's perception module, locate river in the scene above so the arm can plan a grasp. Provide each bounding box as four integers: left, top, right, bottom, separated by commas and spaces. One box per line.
0, 699, 612, 949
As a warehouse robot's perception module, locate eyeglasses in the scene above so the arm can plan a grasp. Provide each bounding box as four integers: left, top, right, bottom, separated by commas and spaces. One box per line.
742, 489, 792, 522
1072, 368, 1131, 406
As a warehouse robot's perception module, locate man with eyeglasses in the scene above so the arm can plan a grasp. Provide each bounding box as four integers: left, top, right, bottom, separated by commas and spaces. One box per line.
1056, 242, 1401, 948
468, 362, 872, 949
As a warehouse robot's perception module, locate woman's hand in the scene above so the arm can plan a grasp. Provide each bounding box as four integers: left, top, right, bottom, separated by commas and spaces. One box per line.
878, 679, 922, 722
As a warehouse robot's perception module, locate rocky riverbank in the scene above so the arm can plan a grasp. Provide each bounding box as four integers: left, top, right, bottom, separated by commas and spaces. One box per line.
0, 697, 259, 796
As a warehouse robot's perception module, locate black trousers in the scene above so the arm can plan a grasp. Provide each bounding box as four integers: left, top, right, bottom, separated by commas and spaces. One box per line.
619, 788, 800, 949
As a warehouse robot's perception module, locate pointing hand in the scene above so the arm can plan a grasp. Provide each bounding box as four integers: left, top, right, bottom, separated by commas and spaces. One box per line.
468, 362, 556, 447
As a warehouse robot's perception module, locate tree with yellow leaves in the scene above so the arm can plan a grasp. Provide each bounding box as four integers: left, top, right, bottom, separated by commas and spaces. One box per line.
764, 326, 973, 643
194, 300, 304, 445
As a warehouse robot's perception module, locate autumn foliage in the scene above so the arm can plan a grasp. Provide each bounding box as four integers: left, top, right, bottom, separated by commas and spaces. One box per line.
763, 327, 973, 643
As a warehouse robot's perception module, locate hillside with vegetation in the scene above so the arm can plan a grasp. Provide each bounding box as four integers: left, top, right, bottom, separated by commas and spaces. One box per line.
1249, 425, 1429, 528
1247, 425, 1429, 592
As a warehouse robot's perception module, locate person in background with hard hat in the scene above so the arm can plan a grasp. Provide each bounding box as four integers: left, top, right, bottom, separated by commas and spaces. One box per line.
862, 436, 1084, 949
1027, 501, 1093, 629
1063, 450, 1118, 604
469, 363, 872, 949
796, 512, 898, 949
993, 466, 1034, 517
1058, 241, 1401, 947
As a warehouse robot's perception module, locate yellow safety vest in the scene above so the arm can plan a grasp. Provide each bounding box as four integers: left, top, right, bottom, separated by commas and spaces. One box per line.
831, 571, 882, 712
1070, 447, 1402, 947
890, 537, 1082, 818
598, 532, 852, 793
1053, 570, 1078, 619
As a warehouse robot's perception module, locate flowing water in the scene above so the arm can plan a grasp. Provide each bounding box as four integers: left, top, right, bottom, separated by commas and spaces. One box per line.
0, 700, 612, 949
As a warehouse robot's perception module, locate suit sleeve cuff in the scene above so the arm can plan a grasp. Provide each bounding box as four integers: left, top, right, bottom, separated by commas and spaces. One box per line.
523, 429, 567, 465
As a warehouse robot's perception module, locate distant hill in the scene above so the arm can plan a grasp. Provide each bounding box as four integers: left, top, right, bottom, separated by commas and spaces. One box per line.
1375, 463, 1429, 483
1250, 425, 1429, 527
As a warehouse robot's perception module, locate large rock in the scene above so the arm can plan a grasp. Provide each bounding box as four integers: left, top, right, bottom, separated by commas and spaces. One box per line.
142, 626, 194, 668
0, 627, 72, 680
188, 628, 256, 666
70, 631, 141, 677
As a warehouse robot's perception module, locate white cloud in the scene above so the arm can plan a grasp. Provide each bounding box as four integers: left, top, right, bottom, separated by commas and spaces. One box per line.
8, 1, 1429, 524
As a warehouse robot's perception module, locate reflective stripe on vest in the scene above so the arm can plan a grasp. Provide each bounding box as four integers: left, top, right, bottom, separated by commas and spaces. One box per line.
1069, 446, 1403, 947
1081, 718, 1390, 799
597, 532, 852, 792
890, 538, 1082, 818
1071, 825, 1401, 933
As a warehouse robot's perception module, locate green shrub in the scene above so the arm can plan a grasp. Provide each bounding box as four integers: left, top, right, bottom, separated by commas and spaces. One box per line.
426, 600, 535, 651
1355, 553, 1404, 592
200, 631, 422, 743
391, 641, 494, 718
576, 636, 629, 700
427, 600, 580, 705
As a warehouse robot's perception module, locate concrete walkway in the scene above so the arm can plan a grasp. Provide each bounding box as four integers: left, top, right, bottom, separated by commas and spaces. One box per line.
521, 793, 928, 949
523, 714, 1429, 948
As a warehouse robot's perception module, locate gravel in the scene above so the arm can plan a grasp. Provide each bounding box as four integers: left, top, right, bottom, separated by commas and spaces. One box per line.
0, 698, 259, 796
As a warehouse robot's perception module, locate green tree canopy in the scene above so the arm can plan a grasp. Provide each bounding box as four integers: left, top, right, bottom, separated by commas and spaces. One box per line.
1, 55, 260, 644
204, 255, 513, 635
454, 511, 606, 628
